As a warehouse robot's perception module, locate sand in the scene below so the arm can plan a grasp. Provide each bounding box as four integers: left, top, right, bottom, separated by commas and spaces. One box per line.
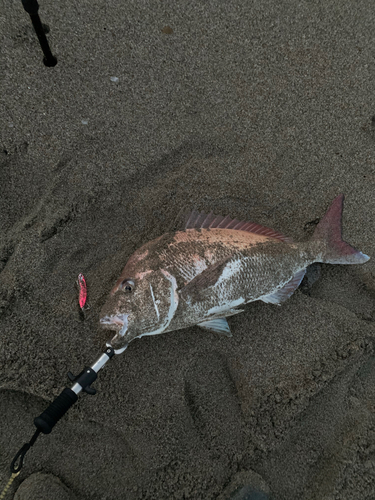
1, 1, 375, 499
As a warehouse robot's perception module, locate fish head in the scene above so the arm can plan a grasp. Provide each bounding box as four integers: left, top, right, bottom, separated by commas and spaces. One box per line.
100, 268, 178, 352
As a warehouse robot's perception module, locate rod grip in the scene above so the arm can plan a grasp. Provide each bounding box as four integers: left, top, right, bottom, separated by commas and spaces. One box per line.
34, 388, 78, 434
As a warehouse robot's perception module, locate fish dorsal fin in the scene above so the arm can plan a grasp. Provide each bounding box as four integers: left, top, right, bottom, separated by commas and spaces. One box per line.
197, 318, 232, 337
260, 268, 306, 305
181, 209, 292, 243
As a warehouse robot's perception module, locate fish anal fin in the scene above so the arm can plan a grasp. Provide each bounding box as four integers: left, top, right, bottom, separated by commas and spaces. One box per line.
260, 269, 306, 305
198, 318, 232, 337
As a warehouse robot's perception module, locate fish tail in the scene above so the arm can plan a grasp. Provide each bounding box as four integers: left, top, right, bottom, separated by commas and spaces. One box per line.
311, 194, 370, 265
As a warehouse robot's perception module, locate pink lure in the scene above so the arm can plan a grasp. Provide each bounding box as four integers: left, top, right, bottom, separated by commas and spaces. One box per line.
77, 273, 87, 310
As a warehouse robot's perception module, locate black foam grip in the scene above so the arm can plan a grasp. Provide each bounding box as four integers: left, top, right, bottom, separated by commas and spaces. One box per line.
34, 388, 78, 434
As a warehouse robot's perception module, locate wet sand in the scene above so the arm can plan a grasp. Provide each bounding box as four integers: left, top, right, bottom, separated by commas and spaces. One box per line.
1, 1, 375, 499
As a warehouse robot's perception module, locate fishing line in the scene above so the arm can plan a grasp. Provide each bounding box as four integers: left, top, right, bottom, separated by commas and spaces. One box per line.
0, 472, 20, 500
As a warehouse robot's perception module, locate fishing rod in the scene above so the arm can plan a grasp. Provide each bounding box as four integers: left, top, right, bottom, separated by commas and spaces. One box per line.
21, 0, 57, 67
1, 346, 117, 498
1, 274, 119, 497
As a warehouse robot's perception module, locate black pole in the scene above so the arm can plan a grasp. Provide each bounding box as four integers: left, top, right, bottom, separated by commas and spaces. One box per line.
21, 0, 57, 66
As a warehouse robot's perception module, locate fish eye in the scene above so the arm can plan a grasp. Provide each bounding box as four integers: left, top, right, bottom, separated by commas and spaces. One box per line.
120, 279, 134, 292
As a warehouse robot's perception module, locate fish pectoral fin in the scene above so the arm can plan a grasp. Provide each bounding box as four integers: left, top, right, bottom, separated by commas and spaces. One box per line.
180, 257, 232, 298
260, 268, 306, 305
197, 318, 232, 337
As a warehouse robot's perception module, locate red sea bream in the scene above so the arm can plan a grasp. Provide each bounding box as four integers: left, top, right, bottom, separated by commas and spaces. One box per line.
100, 195, 370, 352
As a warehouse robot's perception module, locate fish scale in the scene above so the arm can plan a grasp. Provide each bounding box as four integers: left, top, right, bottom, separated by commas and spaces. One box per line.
162, 236, 308, 332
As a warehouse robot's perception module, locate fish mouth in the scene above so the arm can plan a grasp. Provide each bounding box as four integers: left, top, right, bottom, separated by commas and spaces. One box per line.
100, 313, 129, 338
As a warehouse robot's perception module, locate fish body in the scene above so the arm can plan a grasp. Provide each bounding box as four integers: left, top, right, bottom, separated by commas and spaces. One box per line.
100, 195, 369, 352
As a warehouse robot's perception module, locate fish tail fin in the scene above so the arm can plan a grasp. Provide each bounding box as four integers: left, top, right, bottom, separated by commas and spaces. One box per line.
311, 194, 370, 265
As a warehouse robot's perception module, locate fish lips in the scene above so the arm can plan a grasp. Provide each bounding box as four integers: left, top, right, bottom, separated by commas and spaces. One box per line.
100, 313, 129, 338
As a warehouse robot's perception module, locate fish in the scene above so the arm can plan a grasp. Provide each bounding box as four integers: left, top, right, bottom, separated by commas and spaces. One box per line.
100, 195, 370, 353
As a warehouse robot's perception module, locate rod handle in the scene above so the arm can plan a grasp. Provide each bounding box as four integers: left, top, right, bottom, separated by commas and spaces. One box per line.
34, 388, 78, 434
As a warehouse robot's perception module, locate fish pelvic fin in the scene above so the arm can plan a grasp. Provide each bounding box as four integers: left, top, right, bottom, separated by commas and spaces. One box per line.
198, 318, 232, 337
311, 194, 369, 265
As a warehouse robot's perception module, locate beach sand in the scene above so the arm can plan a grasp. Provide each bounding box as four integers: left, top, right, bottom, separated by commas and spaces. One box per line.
1, 1, 375, 498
